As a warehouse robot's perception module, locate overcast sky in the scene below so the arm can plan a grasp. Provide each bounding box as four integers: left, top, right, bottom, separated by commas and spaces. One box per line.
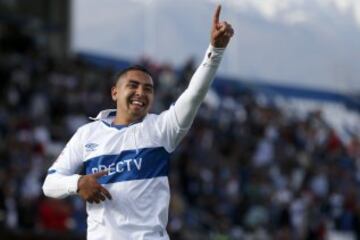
71, 0, 360, 93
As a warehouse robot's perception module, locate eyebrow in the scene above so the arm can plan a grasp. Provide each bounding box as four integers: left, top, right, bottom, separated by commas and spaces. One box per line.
128, 80, 154, 88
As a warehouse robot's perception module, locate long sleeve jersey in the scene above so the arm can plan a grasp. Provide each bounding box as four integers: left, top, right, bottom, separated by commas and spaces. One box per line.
42, 45, 225, 240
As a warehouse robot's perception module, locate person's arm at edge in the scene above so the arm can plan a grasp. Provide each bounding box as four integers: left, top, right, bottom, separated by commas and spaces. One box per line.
42, 171, 82, 199
42, 129, 83, 199
42, 129, 112, 203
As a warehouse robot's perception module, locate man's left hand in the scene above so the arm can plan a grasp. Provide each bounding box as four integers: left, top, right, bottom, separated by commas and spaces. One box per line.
211, 5, 234, 48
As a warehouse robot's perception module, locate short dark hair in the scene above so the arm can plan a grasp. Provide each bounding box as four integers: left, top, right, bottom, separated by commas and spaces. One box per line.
113, 65, 152, 86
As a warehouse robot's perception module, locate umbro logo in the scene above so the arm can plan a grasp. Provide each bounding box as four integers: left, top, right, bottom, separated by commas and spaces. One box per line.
85, 143, 98, 152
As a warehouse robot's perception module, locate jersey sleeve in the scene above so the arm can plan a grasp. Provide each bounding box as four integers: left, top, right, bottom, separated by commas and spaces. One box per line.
42, 129, 84, 199
152, 45, 225, 153
151, 104, 189, 153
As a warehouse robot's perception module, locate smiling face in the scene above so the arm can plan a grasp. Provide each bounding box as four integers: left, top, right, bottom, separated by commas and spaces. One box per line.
111, 69, 154, 124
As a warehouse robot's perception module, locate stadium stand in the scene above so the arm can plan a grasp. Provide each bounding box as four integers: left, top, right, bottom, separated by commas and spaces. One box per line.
1, 16, 360, 240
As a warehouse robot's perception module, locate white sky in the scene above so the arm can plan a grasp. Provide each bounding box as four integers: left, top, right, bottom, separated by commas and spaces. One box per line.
71, 0, 360, 93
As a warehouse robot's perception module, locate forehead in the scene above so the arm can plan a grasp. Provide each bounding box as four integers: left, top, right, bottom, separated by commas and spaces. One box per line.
118, 70, 153, 86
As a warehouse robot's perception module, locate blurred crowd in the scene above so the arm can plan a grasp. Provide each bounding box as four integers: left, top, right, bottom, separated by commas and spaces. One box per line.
1, 23, 360, 240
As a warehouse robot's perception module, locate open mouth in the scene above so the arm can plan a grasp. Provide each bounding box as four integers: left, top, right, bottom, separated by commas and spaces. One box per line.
129, 99, 146, 108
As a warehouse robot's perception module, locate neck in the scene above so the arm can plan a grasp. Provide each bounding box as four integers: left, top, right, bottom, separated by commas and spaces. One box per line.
112, 112, 143, 126
113, 116, 133, 125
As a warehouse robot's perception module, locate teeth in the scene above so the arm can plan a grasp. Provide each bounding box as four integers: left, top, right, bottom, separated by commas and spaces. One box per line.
132, 100, 144, 106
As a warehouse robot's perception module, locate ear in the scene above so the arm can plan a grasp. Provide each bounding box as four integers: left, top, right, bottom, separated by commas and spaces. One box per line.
111, 86, 117, 101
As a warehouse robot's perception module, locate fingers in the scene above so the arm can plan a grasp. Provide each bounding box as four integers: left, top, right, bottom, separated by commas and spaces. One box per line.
92, 170, 108, 179
223, 23, 234, 38
218, 22, 227, 34
95, 191, 106, 202
78, 173, 112, 204
213, 21, 233, 39
225, 30, 234, 38
99, 186, 112, 200
87, 186, 112, 204
89, 191, 104, 204
213, 5, 221, 26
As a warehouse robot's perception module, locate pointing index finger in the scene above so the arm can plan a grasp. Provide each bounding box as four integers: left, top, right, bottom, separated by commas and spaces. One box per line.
213, 5, 221, 25
92, 170, 108, 178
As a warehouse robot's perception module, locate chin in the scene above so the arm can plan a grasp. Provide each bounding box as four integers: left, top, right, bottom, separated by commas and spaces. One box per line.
131, 111, 146, 120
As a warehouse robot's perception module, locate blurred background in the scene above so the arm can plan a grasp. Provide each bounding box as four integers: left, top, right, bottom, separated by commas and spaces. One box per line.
0, 0, 359, 239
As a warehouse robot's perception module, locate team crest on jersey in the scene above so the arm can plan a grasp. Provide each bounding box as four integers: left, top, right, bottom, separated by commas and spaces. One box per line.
85, 143, 99, 152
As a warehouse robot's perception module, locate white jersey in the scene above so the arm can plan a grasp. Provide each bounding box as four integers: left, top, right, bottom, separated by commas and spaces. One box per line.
42, 45, 225, 240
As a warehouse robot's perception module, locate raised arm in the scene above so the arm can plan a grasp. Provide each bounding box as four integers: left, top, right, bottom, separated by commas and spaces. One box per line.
174, 5, 234, 128
144, 5, 234, 152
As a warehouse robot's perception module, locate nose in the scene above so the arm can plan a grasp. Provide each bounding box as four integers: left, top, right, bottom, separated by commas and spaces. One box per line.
135, 86, 145, 97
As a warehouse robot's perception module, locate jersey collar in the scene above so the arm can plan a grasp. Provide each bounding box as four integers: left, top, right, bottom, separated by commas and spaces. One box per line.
90, 109, 146, 130
89, 109, 116, 121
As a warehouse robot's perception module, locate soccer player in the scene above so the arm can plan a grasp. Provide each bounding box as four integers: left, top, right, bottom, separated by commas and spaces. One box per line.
42, 5, 234, 240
